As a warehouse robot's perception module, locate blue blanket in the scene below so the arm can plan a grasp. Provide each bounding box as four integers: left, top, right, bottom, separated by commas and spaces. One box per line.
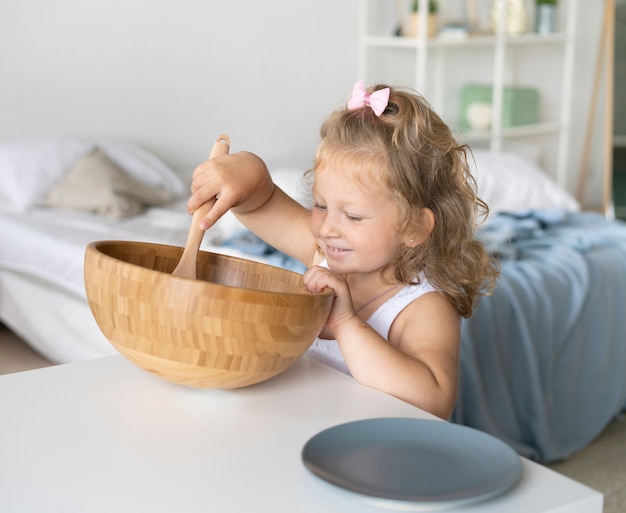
453, 211, 626, 462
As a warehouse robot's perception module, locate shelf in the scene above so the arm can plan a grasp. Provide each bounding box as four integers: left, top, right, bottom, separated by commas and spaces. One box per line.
363, 32, 568, 49
460, 122, 564, 142
358, 0, 579, 186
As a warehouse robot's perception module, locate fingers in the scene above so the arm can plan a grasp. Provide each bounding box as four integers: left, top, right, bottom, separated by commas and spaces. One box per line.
185, 148, 269, 231
186, 157, 233, 215
197, 195, 233, 231
187, 181, 216, 214
303, 266, 340, 295
303, 267, 357, 331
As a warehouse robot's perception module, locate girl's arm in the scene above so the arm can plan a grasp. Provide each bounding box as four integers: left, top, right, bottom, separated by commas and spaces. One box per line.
342, 293, 460, 419
187, 151, 318, 265
236, 185, 319, 266
304, 266, 460, 419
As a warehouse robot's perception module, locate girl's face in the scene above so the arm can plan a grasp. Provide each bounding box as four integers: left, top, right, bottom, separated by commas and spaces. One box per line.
310, 163, 407, 277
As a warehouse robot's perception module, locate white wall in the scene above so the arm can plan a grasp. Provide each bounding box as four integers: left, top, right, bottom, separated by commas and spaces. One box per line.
0, 0, 359, 173
614, 0, 626, 140
568, 0, 613, 207
0, 0, 610, 205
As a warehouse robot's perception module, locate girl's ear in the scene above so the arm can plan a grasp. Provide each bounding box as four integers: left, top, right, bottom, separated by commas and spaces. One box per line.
405, 207, 435, 247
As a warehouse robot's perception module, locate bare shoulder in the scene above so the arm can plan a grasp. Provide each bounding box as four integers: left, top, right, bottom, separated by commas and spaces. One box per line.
390, 291, 461, 357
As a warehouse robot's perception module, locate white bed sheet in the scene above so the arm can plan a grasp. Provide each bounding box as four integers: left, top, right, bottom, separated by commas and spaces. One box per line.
0, 202, 268, 363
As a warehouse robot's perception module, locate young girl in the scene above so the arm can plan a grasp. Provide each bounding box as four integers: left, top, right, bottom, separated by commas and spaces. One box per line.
187, 81, 498, 419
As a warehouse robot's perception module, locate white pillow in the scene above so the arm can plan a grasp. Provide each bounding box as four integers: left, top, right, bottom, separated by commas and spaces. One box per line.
469, 150, 580, 215
93, 137, 184, 197
0, 136, 184, 211
0, 137, 91, 211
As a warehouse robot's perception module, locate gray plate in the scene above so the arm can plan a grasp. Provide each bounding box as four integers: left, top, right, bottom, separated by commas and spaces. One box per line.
302, 418, 522, 509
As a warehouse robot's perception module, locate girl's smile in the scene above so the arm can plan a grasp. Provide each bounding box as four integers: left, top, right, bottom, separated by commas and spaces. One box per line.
324, 244, 353, 262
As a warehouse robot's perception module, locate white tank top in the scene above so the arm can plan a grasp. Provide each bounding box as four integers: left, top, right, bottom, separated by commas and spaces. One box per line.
305, 261, 437, 374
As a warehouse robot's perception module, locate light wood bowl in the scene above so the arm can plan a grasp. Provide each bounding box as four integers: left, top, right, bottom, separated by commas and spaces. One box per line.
84, 241, 332, 388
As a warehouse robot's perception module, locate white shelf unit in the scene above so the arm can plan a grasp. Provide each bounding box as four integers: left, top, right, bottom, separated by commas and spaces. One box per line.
357, 0, 578, 187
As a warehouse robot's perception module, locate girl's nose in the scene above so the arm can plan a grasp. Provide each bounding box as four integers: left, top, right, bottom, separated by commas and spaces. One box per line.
318, 212, 340, 238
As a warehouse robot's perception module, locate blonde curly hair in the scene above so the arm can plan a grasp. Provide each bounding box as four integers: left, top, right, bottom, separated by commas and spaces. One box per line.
313, 83, 498, 318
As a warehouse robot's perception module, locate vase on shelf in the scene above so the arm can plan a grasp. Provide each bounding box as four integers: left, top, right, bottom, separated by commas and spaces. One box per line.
405, 12, 438, 38
535, 0, 558, 34
489, 0, 529, 36
404, 0, 439, 38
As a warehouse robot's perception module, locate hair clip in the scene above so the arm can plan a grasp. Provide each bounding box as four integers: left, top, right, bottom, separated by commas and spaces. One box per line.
348, 80, 390, 117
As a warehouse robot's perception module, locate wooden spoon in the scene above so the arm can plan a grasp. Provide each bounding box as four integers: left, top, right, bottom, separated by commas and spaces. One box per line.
172, 134, 230, 279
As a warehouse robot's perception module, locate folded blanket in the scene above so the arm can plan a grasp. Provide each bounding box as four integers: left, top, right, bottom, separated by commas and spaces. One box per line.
221, 230, 307, 273
476, 210, 626, 259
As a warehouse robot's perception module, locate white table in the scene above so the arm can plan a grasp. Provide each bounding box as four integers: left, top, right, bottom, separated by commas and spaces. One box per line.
0, 355, 602, 512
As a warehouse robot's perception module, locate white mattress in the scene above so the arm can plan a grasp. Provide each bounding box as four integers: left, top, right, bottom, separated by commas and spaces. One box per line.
0, 270, 115, 363
0, 202, 268, 363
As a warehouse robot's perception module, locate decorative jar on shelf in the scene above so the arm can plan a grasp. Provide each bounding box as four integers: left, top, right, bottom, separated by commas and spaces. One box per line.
404, 0, 439, 38
535, 0, 558, 34
489, 0, 529, 36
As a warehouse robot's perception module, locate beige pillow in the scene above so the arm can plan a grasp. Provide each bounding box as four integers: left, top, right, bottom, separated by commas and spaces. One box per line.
40, 147, 173, 218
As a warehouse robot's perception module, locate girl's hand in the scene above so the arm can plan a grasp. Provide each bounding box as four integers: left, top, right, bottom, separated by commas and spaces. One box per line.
303, 266, 356, 336
187, 151, 273, 230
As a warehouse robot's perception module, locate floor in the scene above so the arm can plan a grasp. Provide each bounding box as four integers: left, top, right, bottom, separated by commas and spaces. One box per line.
0, 323, 624, 511
0, 323, 54, 374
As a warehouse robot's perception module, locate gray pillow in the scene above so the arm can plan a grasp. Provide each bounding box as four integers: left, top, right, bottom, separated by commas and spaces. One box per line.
40, 147, 173, 218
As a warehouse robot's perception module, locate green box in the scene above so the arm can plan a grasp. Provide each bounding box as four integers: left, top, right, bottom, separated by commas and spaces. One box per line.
460, 84, 540, 131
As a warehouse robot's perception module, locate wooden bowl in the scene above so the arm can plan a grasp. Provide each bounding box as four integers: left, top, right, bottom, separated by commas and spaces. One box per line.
84, 241, 332, 388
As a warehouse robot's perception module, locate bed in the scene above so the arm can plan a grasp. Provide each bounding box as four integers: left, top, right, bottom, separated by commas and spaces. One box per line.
1, 137, 625, 464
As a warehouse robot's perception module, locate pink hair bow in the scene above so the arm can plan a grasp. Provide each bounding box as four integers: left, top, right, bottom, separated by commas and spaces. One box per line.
348, 80, 390, 117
